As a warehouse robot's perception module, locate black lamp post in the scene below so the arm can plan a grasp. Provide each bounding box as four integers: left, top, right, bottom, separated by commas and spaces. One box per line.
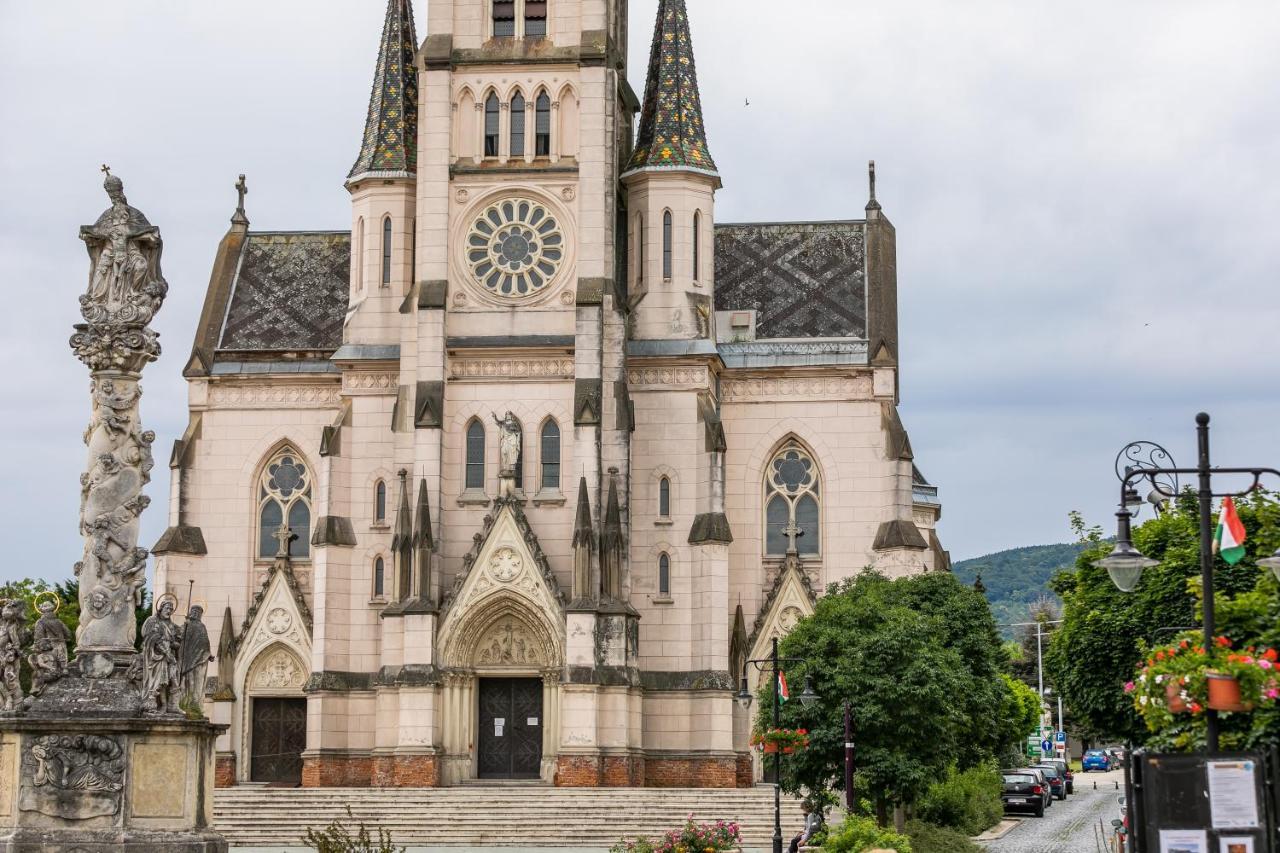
1098, 413, 1280, 751
736, 636, 818, 853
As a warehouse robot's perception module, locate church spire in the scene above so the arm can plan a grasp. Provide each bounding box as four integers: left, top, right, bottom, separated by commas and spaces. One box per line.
571, 477, 594, 603
625, 0, 717, 178
348, 0, 419, 183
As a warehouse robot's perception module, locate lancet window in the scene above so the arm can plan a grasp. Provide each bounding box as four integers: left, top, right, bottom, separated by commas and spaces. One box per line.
658, 476, 671, 518
381, 217, 392, 286
662, 211, 673, 279
764, 443, 820, 557
511, 92, 526, 158
658, 553, 671, 597
535, 92, 551, 156
466, 420, 486, 490
373, 556, 385, 598
374, 480, 387, 524
693, 212, 701, 282
484, 93, 500, 157
258, 448, 312, 560
540, 419, 560, 491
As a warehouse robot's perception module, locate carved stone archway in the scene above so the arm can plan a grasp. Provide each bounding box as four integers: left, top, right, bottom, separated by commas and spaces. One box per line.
240, 644, 309, 783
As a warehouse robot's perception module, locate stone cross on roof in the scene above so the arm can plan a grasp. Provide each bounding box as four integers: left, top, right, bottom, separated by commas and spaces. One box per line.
273, 523, 296, 559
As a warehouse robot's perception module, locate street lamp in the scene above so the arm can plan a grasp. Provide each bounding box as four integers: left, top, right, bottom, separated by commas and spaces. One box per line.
1100, 413, 1280, 751
739, 636, 818, 853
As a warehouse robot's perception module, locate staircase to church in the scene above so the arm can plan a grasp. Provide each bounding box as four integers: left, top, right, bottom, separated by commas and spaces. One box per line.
214, 786, 807, 849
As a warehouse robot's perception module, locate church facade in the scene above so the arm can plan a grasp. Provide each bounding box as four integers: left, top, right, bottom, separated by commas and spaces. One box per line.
152, 0, 949, 789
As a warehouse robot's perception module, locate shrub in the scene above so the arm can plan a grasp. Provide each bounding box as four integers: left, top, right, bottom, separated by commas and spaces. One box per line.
904, 820, 982, 853
302, 807, 404, 853
820, 814, 911, 852
914, 762, 1002, 836
609, 817, 741, 853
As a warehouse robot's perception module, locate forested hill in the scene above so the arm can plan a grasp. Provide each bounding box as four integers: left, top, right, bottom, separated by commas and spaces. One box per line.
952, 543, 1090, 631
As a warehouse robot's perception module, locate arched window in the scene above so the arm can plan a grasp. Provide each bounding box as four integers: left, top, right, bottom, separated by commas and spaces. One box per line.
484, 93, 500, 157
381, 217, 393, 286
692, 211, 701, 282
662, 211, 672, 279
355, 218, 365, 291
373, 556, 385, 598
540, 419, 560, 491
525, 0, 547, 37
658, 553, 671, 597
658, 476, 671, 518
493, 0, 515, 37
635, 214, 644, 283
535, 92, 551, 156
511, 419, 525, 491
258, 448, 312, 559
465, 420, 486, 490
374, 480, 387, 524
763, 443, 820, 557
510, 92, 526, 158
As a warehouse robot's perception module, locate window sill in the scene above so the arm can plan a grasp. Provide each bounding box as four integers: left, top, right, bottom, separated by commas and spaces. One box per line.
457, 490, 491, 507
654, 517, 673, 526
370, 522, 390, 531
651, 596, 674, 605
369, 597, 387, 607
532, 490, 565, 507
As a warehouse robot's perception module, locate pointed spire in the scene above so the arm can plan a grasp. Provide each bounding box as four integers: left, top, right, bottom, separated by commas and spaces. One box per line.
348, 0, 419, 183
391, 468, 414, 552
215, 605, 237, 696
413, 477, 433, 551
573, 476, 594, 549
600, 469, 624, 600
625, 0, 717, 178
865, 160, 881, 213
729, 603, 747, 683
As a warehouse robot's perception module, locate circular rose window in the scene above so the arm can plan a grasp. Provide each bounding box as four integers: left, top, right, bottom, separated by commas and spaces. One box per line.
466, 199, 565, 298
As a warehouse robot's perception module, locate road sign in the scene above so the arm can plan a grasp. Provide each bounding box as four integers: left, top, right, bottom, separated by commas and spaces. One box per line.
1055, 731, 1066, 743
1041, 739, 1052, 753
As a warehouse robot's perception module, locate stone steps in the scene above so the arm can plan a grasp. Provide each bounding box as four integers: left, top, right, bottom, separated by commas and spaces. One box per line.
214, 786, 806, 848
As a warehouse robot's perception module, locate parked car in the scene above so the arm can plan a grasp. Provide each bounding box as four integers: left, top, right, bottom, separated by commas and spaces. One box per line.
1083, 749, 1113, 772
1107, 747, 1128, 768
1040, 757, 1074, 794
1001, 770, 1046, 817
1014, 767, 1053, 810
1032, 762, 1067, 800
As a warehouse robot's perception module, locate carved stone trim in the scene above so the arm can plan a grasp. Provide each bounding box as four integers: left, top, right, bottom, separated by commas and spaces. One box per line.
626, 367, 710, 390
720, 373, 873, 403
341, 372, 399, 395
207, 382, 341, 409
448, 356, 576, 382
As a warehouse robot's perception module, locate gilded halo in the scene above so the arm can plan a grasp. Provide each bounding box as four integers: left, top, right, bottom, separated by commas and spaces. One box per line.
466, 198, 564, 298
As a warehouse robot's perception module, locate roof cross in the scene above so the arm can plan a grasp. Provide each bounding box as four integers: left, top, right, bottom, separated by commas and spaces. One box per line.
273, 523, 296, 559
782, 519, 804, 556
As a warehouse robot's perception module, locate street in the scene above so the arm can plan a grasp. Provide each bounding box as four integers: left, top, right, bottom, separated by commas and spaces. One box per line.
983, 767, 1128, 853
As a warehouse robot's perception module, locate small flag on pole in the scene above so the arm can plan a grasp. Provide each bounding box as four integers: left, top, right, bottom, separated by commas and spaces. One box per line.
777, 671, 790, 703
1214, 497, 1248, 565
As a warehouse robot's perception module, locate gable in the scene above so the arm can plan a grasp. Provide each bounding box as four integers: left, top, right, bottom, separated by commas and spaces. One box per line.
233, 563, 313, 694
747, 557, 817, 685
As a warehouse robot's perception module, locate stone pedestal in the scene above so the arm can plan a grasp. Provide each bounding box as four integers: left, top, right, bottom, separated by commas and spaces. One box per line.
0, 714, 226, 852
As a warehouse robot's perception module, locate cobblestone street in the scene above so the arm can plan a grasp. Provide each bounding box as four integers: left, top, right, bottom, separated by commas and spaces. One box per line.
983, 768, 1128, 853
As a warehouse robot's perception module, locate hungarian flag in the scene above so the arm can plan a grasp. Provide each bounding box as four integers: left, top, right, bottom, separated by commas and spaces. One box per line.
777, 671, 790, 703
1214, 497, 1247, 565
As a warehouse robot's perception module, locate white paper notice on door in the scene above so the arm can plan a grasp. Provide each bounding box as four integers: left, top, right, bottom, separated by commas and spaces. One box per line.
1208, 760, 1260, 829
494, 717, 505, 737
527, 717, 539, 726
1159, 829, 1207, 853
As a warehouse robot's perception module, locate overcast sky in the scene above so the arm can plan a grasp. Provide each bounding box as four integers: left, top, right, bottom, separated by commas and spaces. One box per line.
2, 1, 1278, 586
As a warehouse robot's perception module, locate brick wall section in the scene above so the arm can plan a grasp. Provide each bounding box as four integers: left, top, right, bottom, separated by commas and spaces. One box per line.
302, 753, 374, 787
215, 753, 237, 788
735, 753, 754, 789
555, 754, 602, 787
602, 755, 639, 787
392, 754, 439, 787
645, 756, 737, 788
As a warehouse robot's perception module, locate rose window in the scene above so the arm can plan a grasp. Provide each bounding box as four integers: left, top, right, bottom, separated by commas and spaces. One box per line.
467, 199, 564, 297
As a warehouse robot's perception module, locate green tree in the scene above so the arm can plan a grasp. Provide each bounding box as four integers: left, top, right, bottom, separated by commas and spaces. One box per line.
1047, 493, 1280, 745
759, 571, 1023, 824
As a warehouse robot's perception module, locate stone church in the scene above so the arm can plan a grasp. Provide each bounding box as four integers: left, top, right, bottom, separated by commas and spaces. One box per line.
152, 0, 949, 789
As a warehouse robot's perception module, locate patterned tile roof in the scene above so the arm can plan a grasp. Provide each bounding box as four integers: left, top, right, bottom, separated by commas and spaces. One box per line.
625, 0, 717, 176
218, 233, 349, 353
714, 222, 867, 339
348, 0, 419, 182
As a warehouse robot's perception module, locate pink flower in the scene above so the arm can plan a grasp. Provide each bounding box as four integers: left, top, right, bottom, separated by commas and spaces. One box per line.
1261, 660, 1273, 670
1124, 681, 1136, 693
1267, 689, 1279, 700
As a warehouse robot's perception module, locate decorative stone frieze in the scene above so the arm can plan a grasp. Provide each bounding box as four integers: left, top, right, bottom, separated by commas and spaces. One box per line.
341, 371, 399, 395
720, 373, 872, 403
448, 355, 576, 381
207, 382, 341, 408
625, 366, 710, 390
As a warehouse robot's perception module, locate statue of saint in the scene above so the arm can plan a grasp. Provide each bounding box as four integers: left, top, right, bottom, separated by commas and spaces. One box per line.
79, 170, 167, 324
0, 600, 29, 711
28, 595, 72, 696
491, 411, 521, 476
132, 597, 181, 714
178, 606, 213, 711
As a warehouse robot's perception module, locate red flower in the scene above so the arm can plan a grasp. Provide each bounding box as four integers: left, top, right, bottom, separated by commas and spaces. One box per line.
1216, 636, 1232, 648
1264, 649, 1278, 663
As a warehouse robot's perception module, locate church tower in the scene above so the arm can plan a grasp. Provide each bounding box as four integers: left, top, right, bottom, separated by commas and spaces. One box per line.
345, 0, 419, 347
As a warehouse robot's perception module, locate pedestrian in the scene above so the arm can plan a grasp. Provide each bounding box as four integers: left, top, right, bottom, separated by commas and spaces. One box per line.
789, 799, 823, 853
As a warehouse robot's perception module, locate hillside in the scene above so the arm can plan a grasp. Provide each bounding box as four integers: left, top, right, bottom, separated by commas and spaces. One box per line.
952, 542, 1090, 632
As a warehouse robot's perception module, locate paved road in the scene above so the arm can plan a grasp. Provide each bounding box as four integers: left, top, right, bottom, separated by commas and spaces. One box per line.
983, 768, 1128, 853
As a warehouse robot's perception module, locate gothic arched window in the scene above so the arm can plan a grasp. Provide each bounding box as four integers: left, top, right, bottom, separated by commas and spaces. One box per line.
763, 443, 820, 557
258, 449, 312, 560
465, 420, 486, 490
535, 91, 551, 156
658, 476, 671, 518
484, 93, 500, 157
635, 214, 645, 284
373, 556, 385, 598
540, 419, 560, 491
662, 210, 673, 279
381, 217, 393, 286
692, 211, 701, 282
658, 553, 671, 597
374, 480, 387, 524
510, 92, 526, 158
355, 217, 365, 292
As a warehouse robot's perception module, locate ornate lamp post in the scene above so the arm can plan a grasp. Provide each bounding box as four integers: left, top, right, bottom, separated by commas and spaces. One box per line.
736, 636, 818, 853
1097, 413, 1280, 751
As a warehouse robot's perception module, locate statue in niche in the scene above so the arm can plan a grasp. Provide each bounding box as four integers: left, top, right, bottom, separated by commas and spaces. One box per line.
28, 594, 72, 696
178, 605, 213, 712
79, 169, 167, 326
492, 411, 521, 477
129, 595, 181, 714
0, 600, 29, 711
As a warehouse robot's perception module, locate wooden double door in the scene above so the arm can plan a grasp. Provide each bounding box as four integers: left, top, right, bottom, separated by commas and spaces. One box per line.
477, 677, 543, 779
250, 697, 307, 783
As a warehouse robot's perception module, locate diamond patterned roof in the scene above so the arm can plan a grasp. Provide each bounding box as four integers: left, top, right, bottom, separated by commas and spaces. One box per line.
626, 0, 716, 176
348, 0, 419, 182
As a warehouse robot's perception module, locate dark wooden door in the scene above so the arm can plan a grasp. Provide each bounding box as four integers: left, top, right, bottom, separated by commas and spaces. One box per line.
477, 678, 543, 779
251, 697, 307, 783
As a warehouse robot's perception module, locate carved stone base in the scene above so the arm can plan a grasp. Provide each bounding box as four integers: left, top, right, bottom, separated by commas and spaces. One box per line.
0, 715, 226, 852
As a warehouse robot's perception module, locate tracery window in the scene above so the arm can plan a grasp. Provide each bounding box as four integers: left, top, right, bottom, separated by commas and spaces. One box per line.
540, 419, 560, 491
510, 92, 526, 158
465, 420, 486, 490
763, 443, 820, 557
484, 93, 500, 157
381, 217, 392, 286
658, 476, 671, 518
374, 480, 387, 524
535, 92, 551, 156
662, 211, 672, 279
373, 556, 385, 598
258, 449, 312, 560
658, 553, 671, 597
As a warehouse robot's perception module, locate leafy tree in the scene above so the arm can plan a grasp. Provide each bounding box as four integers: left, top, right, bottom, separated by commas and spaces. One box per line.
1047, 493, 1280, 745
759, 571, 1025, 825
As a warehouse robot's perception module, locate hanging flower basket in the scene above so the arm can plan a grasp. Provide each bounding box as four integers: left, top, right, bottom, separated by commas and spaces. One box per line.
1207, 673, 1246, 712
751, 728, 809, 753
1130, 636, 1278, 729
1165, 682, 1189, 714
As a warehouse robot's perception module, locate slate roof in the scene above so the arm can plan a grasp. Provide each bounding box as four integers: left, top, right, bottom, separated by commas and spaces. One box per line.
348, 0, 419, 182
625, 0, 716, 176
218, 232, 349, 353
714, 222, 867, 340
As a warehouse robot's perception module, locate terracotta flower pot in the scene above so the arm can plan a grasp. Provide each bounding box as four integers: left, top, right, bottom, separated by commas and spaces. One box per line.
1166, 683, 1189, 714
763, 742, 779, 754
1207, 673, 1245, 712
782, 746, 794, 754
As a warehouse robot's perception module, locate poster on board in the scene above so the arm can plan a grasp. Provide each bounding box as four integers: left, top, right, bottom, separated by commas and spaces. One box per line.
1207, 761, 1260, 829
1218, 837, 1254, 853
1159, 829, 1208, 853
